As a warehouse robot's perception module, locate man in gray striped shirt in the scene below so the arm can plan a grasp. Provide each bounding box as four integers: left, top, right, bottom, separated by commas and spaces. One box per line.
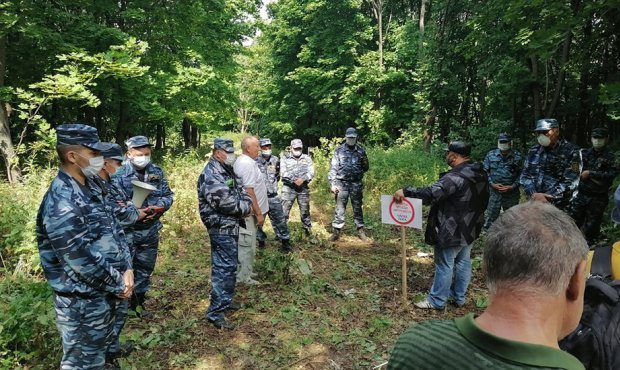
388, 201, 587, 370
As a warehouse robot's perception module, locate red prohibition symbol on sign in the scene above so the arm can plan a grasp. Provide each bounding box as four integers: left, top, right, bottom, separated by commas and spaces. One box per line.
389, 198, 415, 225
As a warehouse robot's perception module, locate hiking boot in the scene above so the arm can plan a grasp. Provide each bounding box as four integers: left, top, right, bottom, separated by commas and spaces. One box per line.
208, 318, 236, 330
281, 239, 294, 253
237, 278, 261, 286
134, 293, 153, 318
357, 228, 368, 241
414, 298, 445, 311
104, 354, 121, 370
329, 228, 341, 242
304, 228, 319, 244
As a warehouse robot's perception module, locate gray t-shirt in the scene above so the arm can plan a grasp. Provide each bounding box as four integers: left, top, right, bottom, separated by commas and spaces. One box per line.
234, 154, 269, 214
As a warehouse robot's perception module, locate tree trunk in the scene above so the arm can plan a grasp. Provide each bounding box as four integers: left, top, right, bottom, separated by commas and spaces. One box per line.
529, 56, 542, 120
182, 116, 191, 149
545, 31, 572, 118
155, 122, 163, 150
419, 0, 428, 36
190, 123, 198, 148
0, 34, 21, 183
115, 97, 129, 144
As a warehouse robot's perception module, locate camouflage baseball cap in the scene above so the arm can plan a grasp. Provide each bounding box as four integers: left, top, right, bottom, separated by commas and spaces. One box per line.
592, 127, 609, 138
345, 127, 358, 138
100, 143, 125, 161
213, 138, 235, 153
498, 133, 512, 142
290, 139, 303, 149
259, 138, 272, 147
125, 135, 153, 149
56, 123, 112, 151
533, 119, 559, 132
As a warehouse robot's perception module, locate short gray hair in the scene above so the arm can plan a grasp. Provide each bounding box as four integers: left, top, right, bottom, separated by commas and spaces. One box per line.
484, 201, 588, 295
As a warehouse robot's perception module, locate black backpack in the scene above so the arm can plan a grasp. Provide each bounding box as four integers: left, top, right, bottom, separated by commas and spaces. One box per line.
559, 245, 620, 370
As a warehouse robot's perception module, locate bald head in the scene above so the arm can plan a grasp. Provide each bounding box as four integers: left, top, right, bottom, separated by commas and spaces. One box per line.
241, 136, 260, 159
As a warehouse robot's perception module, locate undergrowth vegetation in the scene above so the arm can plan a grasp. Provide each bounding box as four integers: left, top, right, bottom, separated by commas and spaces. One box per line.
2, 136, 611, 368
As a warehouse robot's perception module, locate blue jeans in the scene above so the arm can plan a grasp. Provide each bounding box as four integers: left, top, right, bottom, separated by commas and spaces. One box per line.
427, 244, 472, 308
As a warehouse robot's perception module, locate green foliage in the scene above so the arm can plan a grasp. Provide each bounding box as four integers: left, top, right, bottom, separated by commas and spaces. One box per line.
0, 278, 59, 368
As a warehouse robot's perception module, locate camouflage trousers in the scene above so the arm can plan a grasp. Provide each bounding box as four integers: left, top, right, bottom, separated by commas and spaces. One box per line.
109, 298, 128, 356
237, 215, 257, 284
206, 233, 238, 321
257, 195, 291, 242
53, 293, 116, 369
483, 188, 520, 229
568, 192, 609, 244
133, 227, 160, 294
281, 186, 312, 231
332, 181, 364, 230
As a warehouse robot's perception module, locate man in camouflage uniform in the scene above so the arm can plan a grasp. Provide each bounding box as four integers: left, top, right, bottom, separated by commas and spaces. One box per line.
568, 127, 619, 244
281, 138, 317, 242
113, 136, 174, 317
482, 133, 523, 230
520, 119, 582, 210
256, 138, 293, 253
198, 138, 253, 330
98, 143, 146, 362
329, 127, 370, 241
37, 124, 134, 369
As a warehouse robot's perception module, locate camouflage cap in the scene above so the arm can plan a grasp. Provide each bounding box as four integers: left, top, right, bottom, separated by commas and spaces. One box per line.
125, 135, 153, 149
213, 138, 235, 153
591, 127, 609, 138
100, 143, 125, 161
56, 123, 112, 151
345, 127, 358, 138
498, 133, 512, 142
533, 119, 559, 132
290, 139, 303, 149
259, 138, 272, 147
445, 141, 472, 157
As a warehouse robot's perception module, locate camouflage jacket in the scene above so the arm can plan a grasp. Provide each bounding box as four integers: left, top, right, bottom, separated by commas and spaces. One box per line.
404, 162, 489, 248
102, 177, 140, 229
256, 154, 280, 197
578, 147, 619, 195
482, 148, 523, 188
328, 143, 369, 184
520, 139, 582, 205
281, 153, 315, 191
36, 170, 131, 296
197, 157, 253, 235
112, 162, 174, 231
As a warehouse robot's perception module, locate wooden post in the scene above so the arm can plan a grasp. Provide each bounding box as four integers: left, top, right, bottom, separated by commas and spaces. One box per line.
401, 225, 407, 304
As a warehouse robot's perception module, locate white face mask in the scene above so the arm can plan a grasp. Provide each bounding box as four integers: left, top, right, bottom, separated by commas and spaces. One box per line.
77, 154, 104, 178
224, 153, 237, 166
497, 142, 511, 151
346, 137, 357, 146
292, 149, 302, 157
537, 134, 551, 147
592, 138, 606, 149
261, 149, 272, 157
131, 155, 151, 169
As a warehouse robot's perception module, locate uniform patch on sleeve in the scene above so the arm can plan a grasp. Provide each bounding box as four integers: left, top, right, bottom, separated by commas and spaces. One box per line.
571, 162, 581, 173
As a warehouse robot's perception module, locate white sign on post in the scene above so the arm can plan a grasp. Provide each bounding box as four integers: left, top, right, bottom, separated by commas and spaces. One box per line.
380, 195, 423, 229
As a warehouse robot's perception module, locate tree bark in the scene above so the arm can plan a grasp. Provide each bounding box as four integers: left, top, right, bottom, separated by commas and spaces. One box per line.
529, 56, 541, 120
155, 122, 163, 150
115, 97, 129, 144
545, 31, 572, 118
0, 34, 21, 183
190, 123, 198, 148
182, 116, 190, 149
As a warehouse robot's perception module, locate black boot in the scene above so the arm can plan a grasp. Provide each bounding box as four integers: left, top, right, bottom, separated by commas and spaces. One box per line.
329, 228, 341, 242
129, 293, 139, 311
281, 239, 294, 253
135, 293, 153, 318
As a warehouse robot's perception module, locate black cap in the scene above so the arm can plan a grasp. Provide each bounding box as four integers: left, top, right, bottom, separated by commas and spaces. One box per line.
100, 143, 125, 161
56, 123, 112, 152
445, 141, 472, 157
592, 127, 609, 138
